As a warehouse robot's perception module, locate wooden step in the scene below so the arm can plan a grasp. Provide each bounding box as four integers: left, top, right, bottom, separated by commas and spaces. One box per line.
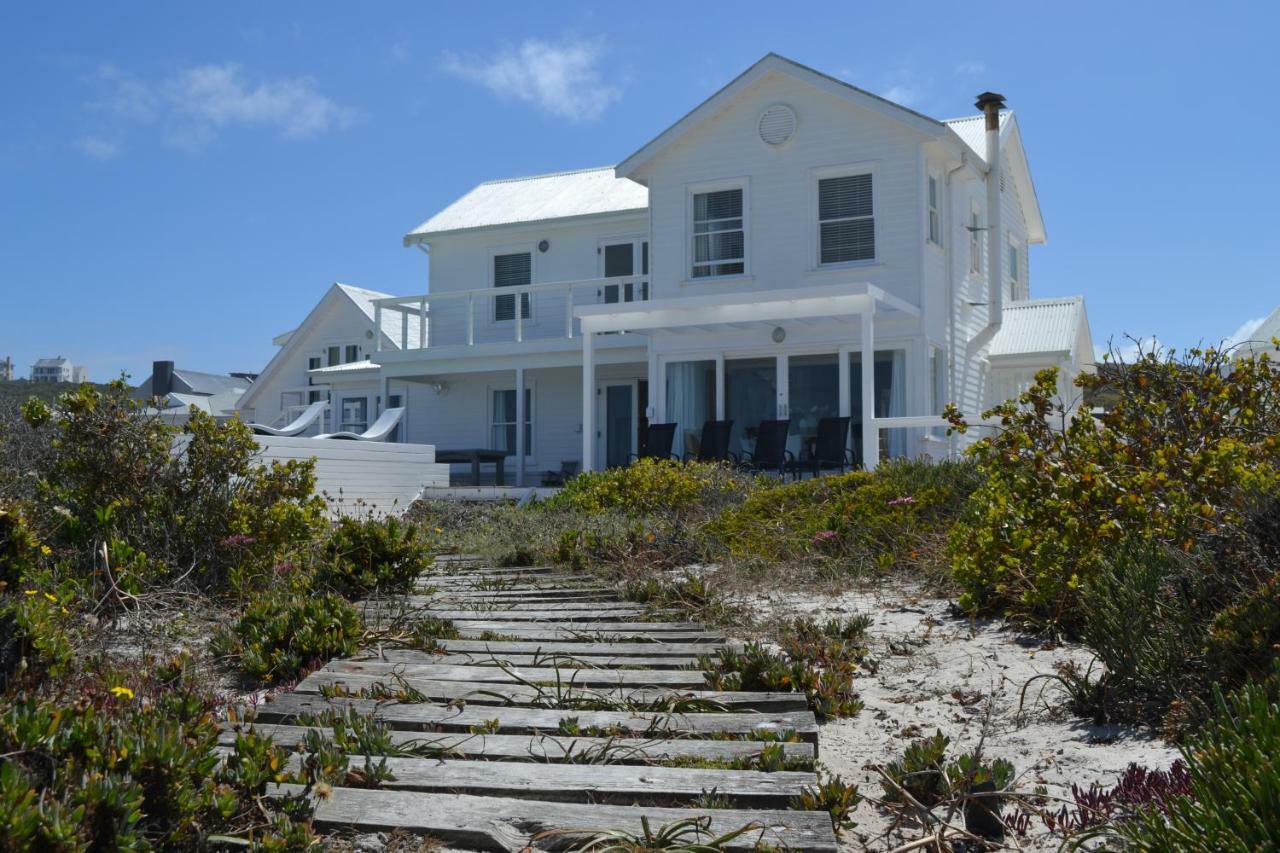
219, 723, 816, 765
255, 694, 819, 742
323, 659, 710, 689
269, 785, 839, 852
411, 639, 734, 657
446, 624, 725, 643
352, 650, 703, 669
297, 671, 807, 713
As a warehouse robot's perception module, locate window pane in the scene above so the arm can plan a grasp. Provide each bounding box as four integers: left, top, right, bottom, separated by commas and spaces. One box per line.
603, 243, 633, 277
694, 189, 742, 221
819, 174, 872, 220
327, 346, 340, 366
494, 252, 532, 322
820, 219, 875, 264
345, 344, 359, 363
725, 358, 777, 458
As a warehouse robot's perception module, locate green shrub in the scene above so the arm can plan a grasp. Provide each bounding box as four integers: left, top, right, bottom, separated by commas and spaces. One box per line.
882, 730, 1014, 812
545, 458, 746, 516
214, 591, 362, 682
947, 344, 1280, 632
699, 640, 863, 720
0, 593, 75, 688
0, 505, 43, 590
1096, 675, 1280, 850
705, 460, 980, 574
317, 515, 432, 597
790, 771, 861, 834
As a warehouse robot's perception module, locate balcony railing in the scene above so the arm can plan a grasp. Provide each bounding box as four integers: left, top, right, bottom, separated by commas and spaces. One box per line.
372, 275, 649, 352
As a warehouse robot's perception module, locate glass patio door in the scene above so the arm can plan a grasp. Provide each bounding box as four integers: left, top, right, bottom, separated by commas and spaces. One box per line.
600, 239, 649, 303
724, 357, 777, 459
788, 354, 840, 460
596, 381, 637, 469
665, 360, 715, 459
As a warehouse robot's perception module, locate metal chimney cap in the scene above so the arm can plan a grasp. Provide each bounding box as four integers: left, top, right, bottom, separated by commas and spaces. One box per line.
974, 92, 1007, 112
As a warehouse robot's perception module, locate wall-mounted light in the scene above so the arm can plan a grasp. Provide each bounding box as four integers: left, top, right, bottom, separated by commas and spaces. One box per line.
772, 326, 786, 344
429, 381, 450, 396
538, 239, 550, 253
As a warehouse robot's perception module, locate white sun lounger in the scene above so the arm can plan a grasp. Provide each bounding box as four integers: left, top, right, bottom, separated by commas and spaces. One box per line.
314, 407, 405, 441
246, 400, 328, 437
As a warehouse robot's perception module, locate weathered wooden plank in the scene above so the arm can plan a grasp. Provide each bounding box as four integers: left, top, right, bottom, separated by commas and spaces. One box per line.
418, 589, 619, 602
254, 694, 819, 742
448, 619, 705, 630
405, 609, 661, 622
282, 754, 815, 807
412, 639, 733, 657
352, 650, 703, 669
270, 785, 839, 852
218, 723, 816, 765
323, 659, 709, 689
445, 625, 725, 643
403, 599, 647, 613
296, 671, 806, 712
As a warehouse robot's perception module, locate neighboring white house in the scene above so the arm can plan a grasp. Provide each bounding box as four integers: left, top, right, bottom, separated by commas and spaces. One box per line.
1234, 305, 1280, 360
31, 357, 88, 383
132, 360, 254, 421
0, 356, 13, 381
241, 53, 1093, 483
236, 283, 422, 438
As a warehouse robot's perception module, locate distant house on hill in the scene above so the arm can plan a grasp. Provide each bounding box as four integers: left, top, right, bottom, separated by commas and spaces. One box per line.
31, 356, 87, 383
0, 356, 13, 381
132, 360, 254, 420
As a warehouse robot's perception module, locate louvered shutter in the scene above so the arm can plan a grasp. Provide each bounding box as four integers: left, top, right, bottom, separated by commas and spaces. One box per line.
818, 175, 874, 264
494, 252, 531, 322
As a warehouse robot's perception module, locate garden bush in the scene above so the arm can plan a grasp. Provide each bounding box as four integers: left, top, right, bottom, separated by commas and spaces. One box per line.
946, 343, 1280, 633
705, 459, 980, 574
316, 515, 433, 597
214, 591, 362, 682
545, 458, 747, 517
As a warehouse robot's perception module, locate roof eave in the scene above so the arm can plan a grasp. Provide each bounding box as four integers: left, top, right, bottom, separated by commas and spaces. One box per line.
404, 206, 649, 246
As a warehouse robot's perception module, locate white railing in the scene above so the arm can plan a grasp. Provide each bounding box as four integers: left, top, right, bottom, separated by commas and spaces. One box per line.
868, 414, 1004, 468
372, 275, 650, 352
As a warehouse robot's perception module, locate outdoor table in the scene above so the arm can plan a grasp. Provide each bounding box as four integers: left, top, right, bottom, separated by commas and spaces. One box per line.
435, 448, 508, 486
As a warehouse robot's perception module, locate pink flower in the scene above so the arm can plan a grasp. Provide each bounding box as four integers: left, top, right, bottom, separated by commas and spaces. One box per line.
887, 496, 916, 506
813, 530, 838, 543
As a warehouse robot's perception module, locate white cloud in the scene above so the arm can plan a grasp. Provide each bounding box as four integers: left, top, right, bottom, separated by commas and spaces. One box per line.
78, 62, 354, 156
954, 60, 986, 76
442, 38, 621, 122
76, 135, 122, 160
1224, 315, 1267, 347
879, 84, 922, 107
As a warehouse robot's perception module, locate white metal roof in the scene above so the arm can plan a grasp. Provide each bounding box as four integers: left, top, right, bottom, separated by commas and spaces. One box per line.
308, 360, 379, 376
941, 112, 1010, 165
405, 166, 647, 242
988, 297, 1085, 359
337, 283, 423, 350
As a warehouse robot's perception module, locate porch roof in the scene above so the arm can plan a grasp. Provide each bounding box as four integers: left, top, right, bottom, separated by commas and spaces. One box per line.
573, 282, 918, 335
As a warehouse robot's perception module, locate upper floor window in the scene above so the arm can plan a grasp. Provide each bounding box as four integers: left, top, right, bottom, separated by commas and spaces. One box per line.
326, 346, 340, 366
927, 176, 941, 245
308, 356, 321, 371
1008, 235, 1021, 296
969, 207, 982, 275
818, 174, 874, 264
344, 344, 360, 363
691, 189, 745, 278
493, 252, 532, 322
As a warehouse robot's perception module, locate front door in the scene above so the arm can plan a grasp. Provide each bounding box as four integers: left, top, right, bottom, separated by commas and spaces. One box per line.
596, 380, 638, 469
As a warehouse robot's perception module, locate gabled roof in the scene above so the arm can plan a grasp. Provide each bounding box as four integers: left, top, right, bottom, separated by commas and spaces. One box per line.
236, 283, 410, 411
404, 167, 647, 244
988, 297, 1087, 359
941, 112, 1045, 244
617, 53, 949, 180
33, 357, 70, 368
133, 368, 250, 400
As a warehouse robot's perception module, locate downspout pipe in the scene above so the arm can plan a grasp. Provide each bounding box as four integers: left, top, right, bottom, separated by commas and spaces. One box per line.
977, 91, 1006, 335
944, 154, 967, 459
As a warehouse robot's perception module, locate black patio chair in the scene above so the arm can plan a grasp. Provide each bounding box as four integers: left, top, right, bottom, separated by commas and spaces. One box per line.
630, 422, 677, 462
541, 460, 580, 487
739, 419, 794, 477
798, 416, 856, 478
690, 419, 734, 463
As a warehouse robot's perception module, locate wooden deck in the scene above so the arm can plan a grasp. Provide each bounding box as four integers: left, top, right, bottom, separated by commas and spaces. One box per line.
240, 555, 839, 851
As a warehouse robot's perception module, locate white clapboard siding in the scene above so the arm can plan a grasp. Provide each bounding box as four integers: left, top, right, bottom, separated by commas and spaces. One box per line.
252, 436, 448, 517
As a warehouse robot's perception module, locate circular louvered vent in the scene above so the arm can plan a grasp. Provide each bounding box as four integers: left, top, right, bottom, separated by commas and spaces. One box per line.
758, 104, 796, 145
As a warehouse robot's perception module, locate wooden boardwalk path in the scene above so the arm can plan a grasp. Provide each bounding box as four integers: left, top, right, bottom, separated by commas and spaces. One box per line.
247, 555, 838, 851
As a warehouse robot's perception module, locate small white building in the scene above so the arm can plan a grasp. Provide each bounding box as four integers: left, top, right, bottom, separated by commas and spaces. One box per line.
240, 53, 1093, 484
30, 356, 87, 384
0, 356, 13, 381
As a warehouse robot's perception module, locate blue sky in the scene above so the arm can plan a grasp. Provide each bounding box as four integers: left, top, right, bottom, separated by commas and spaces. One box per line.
2, 2, 1277, 382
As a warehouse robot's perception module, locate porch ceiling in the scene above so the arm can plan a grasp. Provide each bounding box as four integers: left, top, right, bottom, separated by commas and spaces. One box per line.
574, 283, 918, 335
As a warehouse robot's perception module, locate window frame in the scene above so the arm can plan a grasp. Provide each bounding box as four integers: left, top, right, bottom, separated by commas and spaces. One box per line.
686, 177, 750, 281
968, 202, 983, 276
810, 161, 879, 269
487, 384, 535, 459
344, 344, 360, 364
1007, 232, 1022, 298
598, 234, 650, 303
927, 173, 942, 247
488, 245, 536, 325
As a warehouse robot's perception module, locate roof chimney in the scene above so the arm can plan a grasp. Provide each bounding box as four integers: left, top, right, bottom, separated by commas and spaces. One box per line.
152, 360, 174, 397
975, 91, 1006, 331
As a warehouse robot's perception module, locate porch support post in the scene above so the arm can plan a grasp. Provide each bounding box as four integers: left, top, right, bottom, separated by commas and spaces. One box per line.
861, 306, 878, 470
582, 332, 595, 472
647, 346, 660, 422
838, 345, 851, 417
776, 354, 789, 419
515, 367, 525, 487
714, 355, 725, 420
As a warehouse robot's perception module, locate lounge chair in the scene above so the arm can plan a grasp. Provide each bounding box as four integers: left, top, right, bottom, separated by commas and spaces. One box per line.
630, 422, 678, 462
739, 419, 793, 476
797, 416, 856, 478
688, 419, 733, 463
314, 407, 405, 441
542, 460, 580, 487
246, 400, 327, 437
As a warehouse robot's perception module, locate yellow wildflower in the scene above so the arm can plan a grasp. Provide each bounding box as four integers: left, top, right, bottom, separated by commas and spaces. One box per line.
43, 593, 57, 603
23, 590, 37, 596
109, 686, 135, 700
40, 545, 52, 556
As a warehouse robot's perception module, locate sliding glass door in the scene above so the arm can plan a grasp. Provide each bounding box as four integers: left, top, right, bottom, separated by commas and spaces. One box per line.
665, 361, 715, 459
724, 358, 777, 459
788, 354, 840, 459
850, 350, 906, 460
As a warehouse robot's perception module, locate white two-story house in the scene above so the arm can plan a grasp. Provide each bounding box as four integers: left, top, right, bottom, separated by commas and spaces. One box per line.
241, 53, 1092, 485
